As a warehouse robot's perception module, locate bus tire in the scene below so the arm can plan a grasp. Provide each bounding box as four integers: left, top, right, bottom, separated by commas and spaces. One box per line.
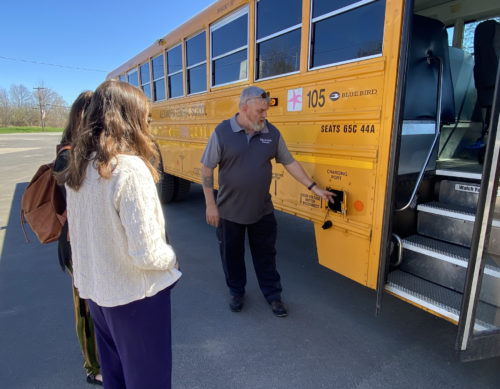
158, 172, 176, 204
174, 178, 191, 201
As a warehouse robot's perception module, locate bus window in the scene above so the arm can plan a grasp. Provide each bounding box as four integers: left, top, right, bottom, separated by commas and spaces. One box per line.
447, 26, 454, 47
152, 54, 165, 102
167, 44, 183, 98
140, 62, 151, 100
463, 17, 500, 54
128, 68, 138, 87
210, 6, 248, 86
119, 74, 127, 82
309, 0, 385, 69
255, 0, 301, 80
463, 22, 478, 54
186, 31, 207, 95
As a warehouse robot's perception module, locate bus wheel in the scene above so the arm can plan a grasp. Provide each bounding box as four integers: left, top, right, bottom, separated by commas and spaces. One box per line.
157, 172, 176, 204
174, 178, 191, 201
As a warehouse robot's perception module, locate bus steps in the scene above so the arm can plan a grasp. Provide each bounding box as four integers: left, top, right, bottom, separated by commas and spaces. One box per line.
417, 201, 500, 255
400, 235, 500, 307
385, 270, 497, 330
390, 174, 500, 323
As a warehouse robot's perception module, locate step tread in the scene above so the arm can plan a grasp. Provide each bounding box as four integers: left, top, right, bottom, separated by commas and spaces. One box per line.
435, 159, 483, 179
386, 270, 498, 329
403, 235, 500, 274
417, 201, 476, 216
387, 270, 462, 312
403, 234, 470, 260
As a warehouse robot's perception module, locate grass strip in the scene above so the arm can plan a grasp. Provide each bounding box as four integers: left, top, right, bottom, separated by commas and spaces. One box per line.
0, 127, 63, 134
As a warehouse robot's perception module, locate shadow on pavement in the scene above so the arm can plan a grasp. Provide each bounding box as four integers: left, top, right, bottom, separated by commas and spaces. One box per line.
0, 183, 90, 388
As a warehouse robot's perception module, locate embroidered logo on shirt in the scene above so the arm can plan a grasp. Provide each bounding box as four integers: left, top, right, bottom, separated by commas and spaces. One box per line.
260, 138, 273, 144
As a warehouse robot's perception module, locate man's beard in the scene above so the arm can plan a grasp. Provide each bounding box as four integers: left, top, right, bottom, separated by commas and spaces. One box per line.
249, 119, 265, 132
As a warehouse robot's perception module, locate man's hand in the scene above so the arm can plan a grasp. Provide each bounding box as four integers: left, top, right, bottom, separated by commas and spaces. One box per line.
312, 185, 336, 204
284, 161, 336, 205
206, 203, 220, 227
201, 165, 219, 227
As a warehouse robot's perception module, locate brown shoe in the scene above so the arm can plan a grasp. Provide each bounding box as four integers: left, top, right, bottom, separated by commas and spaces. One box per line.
270, 300, 288, 317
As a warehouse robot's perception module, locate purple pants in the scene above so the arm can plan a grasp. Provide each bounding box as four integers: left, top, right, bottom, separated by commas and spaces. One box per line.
87, 286, 173, 389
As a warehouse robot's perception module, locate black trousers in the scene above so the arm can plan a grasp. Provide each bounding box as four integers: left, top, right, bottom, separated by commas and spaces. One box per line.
216, 212, 282, 303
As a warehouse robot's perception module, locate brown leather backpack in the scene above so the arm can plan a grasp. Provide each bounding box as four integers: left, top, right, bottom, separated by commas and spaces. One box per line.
20, 146, 70, 243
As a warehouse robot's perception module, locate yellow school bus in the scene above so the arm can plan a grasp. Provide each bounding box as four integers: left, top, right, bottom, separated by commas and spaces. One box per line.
107, 0, 500, 360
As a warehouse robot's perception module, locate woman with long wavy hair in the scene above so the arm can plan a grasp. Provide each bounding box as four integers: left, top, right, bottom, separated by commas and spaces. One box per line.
55, 90, 102, 386
57, 80, 181, 389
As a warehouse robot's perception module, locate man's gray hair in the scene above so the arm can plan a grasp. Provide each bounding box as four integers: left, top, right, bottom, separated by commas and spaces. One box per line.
239, 86, 270, 107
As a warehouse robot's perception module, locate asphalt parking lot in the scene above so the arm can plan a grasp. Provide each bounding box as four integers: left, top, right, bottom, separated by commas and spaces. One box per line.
1, 133, 499, 389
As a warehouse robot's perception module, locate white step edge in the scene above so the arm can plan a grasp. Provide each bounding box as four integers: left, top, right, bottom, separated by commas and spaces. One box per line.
435, 169, 481, 180
403, 241, 500, 278
417, 203, 475, 221
417, 204, 500, 228
385, 283, 490, 331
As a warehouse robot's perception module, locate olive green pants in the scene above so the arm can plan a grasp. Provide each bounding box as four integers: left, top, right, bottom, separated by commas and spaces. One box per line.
68, 268, 100, 376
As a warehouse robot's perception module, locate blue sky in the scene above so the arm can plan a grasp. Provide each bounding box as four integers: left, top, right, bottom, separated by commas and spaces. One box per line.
1, 0, 215, 106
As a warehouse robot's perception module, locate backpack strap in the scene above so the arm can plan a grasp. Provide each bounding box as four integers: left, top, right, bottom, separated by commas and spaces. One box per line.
56, 144, 71, 155
20, 209, 30, 243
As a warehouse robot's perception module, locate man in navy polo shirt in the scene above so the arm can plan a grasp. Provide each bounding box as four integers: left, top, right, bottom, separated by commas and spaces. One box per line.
201, 86, 334, 317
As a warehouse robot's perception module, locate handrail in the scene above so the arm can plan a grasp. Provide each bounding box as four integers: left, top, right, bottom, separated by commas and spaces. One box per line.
396, 52, 443, 212
391, 233, 403, 267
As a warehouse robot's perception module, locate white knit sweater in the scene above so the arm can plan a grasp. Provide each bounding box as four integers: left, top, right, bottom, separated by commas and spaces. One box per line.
66, 154, 181, 307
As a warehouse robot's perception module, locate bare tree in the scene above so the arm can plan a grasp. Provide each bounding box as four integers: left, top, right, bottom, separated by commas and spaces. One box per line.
33, 84, 69, 128
9, 84, 33, 107
9, 84, 36, 126
0, 88, 10, 126
46, 94, 69, 127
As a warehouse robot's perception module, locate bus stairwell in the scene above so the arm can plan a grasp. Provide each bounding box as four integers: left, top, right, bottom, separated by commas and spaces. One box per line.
386, 14, 500, 329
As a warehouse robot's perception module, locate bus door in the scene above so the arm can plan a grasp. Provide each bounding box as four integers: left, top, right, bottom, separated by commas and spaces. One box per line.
456, 64, 500, 361
377, 7, 500, 360
376, 10, 459, 317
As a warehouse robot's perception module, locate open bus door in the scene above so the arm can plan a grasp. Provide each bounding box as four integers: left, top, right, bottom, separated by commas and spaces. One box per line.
456, 64, 500, 361
376, 2, 500, 360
